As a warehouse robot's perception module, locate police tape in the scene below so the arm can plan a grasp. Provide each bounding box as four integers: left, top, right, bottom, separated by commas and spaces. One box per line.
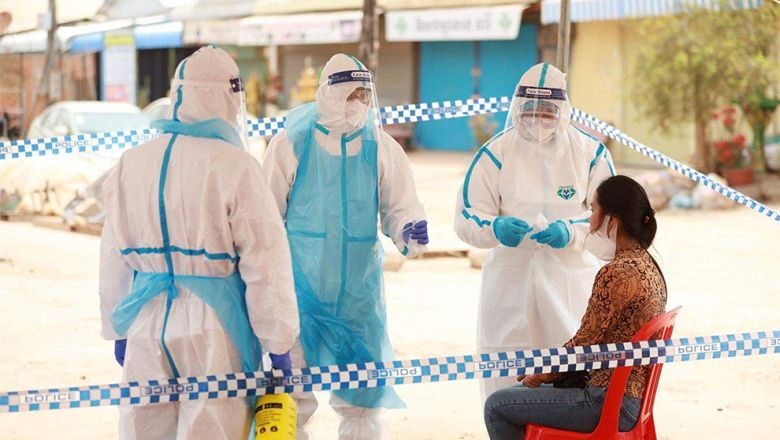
0, 97, 512, 161
571, 109, 780, 223
0, 95, 776, 223
1, 330, 777, 414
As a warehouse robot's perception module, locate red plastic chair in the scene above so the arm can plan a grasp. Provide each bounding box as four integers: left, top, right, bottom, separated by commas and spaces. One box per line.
525, 306, 681, 440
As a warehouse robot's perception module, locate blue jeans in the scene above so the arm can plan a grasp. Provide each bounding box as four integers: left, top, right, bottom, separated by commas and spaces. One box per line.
484, 385, 642, 440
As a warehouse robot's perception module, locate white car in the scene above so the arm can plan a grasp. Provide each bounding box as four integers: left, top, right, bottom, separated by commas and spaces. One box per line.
141, 97, 170, 122
27, 101, 150, 140
1, 101, 150, 216
60, 98, 268, 225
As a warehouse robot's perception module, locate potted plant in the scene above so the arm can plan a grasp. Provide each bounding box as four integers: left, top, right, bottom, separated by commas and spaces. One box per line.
710, 106, 752, 186
469, 113, 499, 150
741, 95, 779, 173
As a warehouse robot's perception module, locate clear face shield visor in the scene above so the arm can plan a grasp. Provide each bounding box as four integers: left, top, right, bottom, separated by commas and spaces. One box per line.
512, 85, 568, 143
326, 69, 382, 133
519, 100, 561, 130
231, 77, 248, 149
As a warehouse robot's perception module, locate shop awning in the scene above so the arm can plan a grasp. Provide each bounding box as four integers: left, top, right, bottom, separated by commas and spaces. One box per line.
541, 0, 764, 24
183, 10, 363, 46
69, 21, 183, 53
0, 19, 135, 54
69, 32, 104, 53
65, 20, 136, 53
0, 19, 183, 54
168, 0, 255, 21
0, 30, 48, 54
96, 0, 254, 22
134, 21, 183, 49
0, 0, 104, 34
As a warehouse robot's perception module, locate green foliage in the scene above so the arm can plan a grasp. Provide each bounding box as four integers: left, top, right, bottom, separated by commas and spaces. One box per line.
632, 1, 779, 172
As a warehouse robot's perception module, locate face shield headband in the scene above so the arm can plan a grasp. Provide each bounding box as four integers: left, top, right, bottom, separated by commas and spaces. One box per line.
514, 85, 568, 101
327, 70, 374, 87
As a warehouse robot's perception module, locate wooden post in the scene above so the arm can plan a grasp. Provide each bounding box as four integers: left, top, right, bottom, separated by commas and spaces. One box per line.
556, 0, 571, 75
32, 0, 58, 111
358, 0, 378, 73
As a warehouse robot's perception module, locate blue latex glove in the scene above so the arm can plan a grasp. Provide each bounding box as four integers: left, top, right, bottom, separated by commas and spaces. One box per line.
270, 351, 292, 370
492, 216, 532, 247
114, 339, 127, 367
402, 220, 429, 245
530, 220, 570, 249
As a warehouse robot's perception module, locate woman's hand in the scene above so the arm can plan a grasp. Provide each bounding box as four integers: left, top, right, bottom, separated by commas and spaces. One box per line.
517, 373, 555, 388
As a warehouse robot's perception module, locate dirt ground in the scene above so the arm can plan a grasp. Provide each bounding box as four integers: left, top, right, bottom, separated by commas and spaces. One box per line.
1, 150, 778, 439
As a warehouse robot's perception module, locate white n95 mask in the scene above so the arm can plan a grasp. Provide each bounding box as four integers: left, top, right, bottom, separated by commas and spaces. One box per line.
585, 215, 617, 261
521, 118, 558, 143
518, 99, 560, 143
345, 100, 368, 131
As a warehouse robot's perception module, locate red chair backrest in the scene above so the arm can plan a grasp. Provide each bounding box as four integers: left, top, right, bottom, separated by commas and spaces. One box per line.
592, 306, 681, 436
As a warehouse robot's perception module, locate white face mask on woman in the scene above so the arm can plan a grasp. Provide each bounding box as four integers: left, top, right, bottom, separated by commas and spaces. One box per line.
585, 215, 617, 261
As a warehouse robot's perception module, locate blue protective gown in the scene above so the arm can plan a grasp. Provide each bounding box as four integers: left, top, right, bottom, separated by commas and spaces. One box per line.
283, 102, 403, 409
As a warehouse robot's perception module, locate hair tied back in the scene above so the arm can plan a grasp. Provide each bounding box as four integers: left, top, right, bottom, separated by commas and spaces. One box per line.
644, 208, 656, 224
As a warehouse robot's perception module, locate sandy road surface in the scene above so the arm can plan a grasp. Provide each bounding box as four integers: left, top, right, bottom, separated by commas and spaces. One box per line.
1, 151, 778, 439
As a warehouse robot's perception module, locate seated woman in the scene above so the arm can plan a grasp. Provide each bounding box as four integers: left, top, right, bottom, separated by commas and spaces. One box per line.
484, 175, 668, 440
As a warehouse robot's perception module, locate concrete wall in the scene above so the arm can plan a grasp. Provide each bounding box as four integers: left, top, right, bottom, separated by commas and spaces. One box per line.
568, 21, 695, 167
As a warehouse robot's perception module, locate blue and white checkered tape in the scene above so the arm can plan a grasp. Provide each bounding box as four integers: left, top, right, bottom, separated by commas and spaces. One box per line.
1, 330, 778, 414
0, 96, 776, 223
569, 109, 780, 223
0, 130, 160, 160
0, 97, 512, 161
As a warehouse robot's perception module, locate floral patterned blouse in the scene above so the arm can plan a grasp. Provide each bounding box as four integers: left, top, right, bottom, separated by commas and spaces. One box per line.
564, 246, 668, 399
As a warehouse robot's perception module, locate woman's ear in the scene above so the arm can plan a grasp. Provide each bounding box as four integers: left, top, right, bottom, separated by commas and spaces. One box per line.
606, 215, 619, 238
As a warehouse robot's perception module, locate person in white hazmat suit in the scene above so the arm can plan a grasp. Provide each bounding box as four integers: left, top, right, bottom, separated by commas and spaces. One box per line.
454, 63, 616, 403
99, 46, 300, 440
263, 53, 429, 440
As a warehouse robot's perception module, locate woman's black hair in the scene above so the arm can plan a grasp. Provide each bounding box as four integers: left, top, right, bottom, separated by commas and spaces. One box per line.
595, 175, 657, 250
596, 175, 666, 291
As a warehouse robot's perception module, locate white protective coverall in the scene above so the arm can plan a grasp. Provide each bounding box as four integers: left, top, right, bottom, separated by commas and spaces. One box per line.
99, 46, 299, 440
454, 63, 616, 402
262, 53, 427, 440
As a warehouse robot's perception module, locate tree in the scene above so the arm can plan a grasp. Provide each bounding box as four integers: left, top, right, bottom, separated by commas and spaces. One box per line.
632, 1, 779, 173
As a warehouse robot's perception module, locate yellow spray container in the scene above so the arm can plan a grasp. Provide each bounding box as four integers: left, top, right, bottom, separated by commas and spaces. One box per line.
255, 393, 297, 439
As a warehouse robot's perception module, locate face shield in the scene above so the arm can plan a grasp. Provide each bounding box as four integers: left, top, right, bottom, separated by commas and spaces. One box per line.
506, 85, 569, 145
230, 77, 249, 149
324, 69, 382, 135
520, 99, 560, 127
